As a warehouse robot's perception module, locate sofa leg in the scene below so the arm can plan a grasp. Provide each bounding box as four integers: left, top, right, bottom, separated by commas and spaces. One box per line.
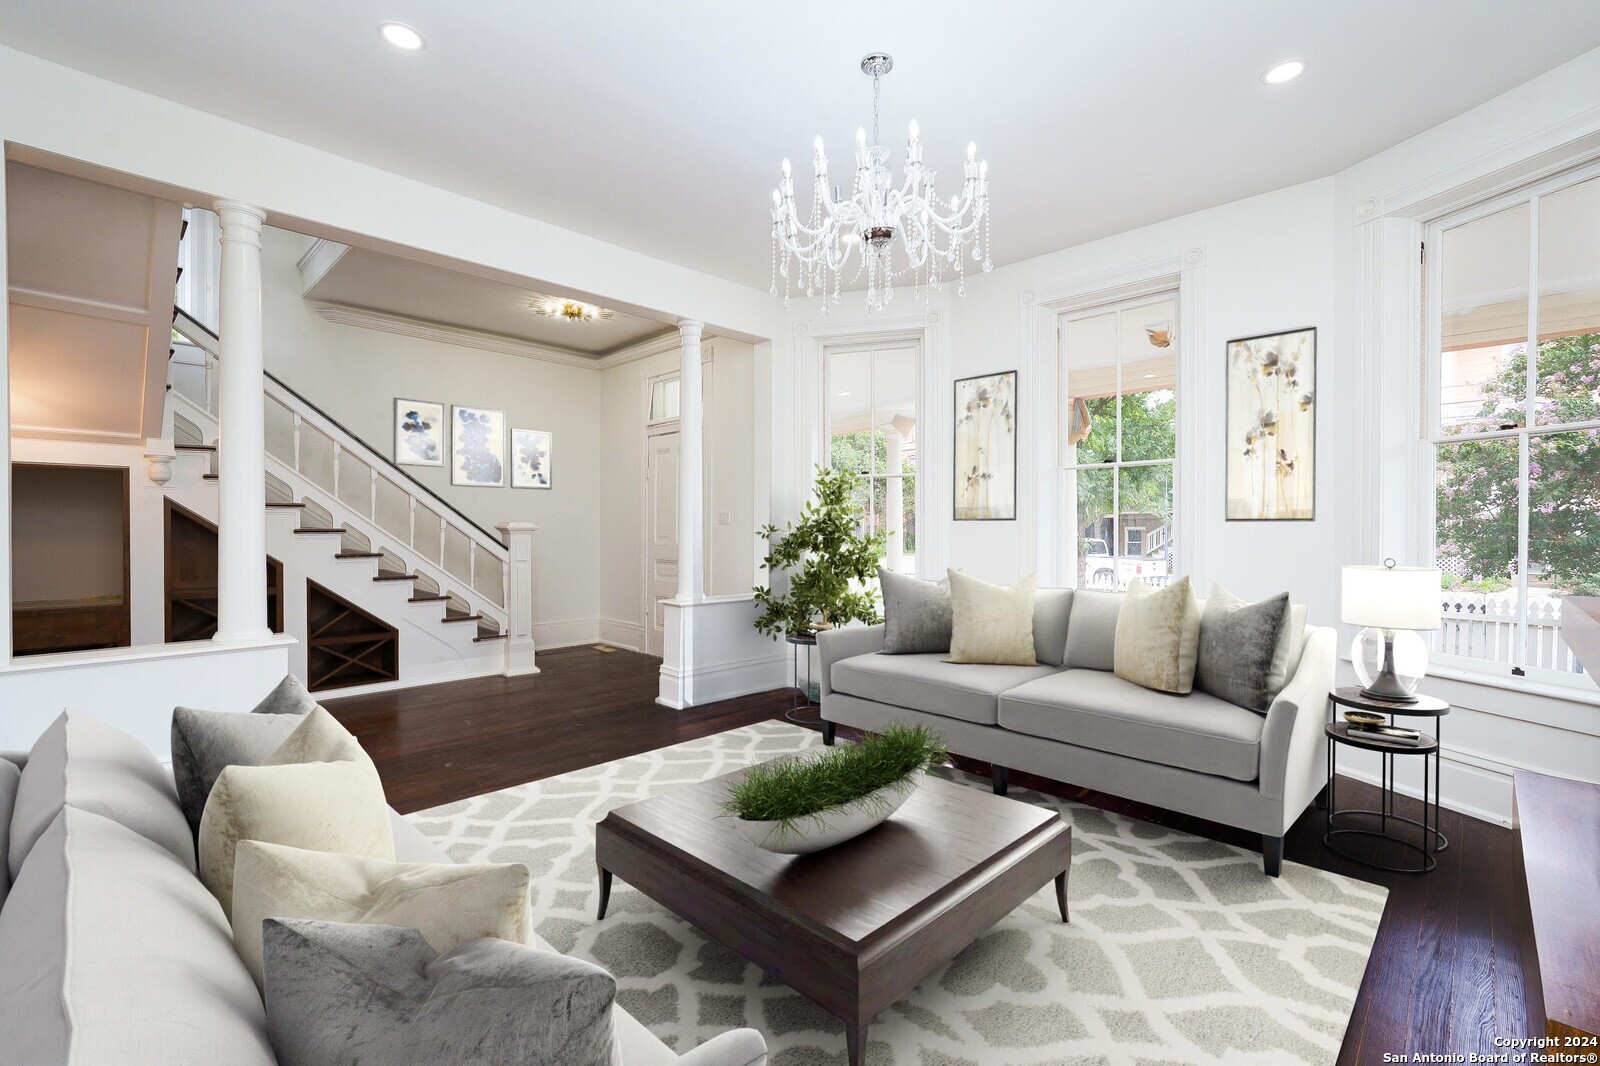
991, 765, 1009, 797
1262, 835, 1283, 877
822, 721, 836, 746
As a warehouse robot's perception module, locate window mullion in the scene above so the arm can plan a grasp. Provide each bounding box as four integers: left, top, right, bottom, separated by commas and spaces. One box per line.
1517, 196, 1539, 673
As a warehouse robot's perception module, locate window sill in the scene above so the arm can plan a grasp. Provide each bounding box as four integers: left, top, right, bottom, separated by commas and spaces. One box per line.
1423, 661, 1600, 708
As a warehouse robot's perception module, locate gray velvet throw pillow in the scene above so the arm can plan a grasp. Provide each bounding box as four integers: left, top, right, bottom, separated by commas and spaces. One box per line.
250, 674, 321, 716
880, 569, 953, 654
1194, 590, 1291, 712
171, 707, 304, 839
262, 919, 619, 1066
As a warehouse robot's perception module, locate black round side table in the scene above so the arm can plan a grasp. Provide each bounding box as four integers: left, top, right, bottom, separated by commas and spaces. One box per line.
1329, 686, 1450, 853
784, 632, 820, 725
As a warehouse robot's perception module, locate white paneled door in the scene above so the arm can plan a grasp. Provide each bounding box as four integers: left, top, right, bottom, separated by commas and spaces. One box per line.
645, 430, 679, 657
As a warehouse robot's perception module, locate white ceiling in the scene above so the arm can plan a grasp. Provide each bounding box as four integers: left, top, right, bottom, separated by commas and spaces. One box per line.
4, 3, 1600, 290
296, 235, 673, 356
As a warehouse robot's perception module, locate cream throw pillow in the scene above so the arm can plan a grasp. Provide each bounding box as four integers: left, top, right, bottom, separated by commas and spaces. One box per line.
1113, 577, 1201, 694
199, 707, 393, 919
946, 570, 1039, 666
231, 840, 535, 989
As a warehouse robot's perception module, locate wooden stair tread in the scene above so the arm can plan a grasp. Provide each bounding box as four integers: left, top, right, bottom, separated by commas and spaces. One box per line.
473, 632, 508, 642
408, 594, 450, 603
294, 527, 346, 535
174, 442, 216, 452
203, 473, 218, 480
266, 501, 307, 509
334, 551, 383, 560
441, 613, 483, 624
373, 572, 418, 582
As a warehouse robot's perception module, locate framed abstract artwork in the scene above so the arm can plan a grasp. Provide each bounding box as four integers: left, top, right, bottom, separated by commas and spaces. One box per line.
511, 428, 552, 489
953, 370, 1018, 521
1225, 327, 1316, 521
393, 399, 444, 467
449, 405, 507, 487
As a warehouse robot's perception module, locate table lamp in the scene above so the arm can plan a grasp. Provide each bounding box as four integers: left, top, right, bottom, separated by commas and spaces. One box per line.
1341, 560, 1442, 703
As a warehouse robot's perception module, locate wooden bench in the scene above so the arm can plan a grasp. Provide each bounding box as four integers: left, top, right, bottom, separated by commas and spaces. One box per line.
1515, 770, 1600, 1040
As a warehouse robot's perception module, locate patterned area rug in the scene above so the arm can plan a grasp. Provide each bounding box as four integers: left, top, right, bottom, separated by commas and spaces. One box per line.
410, 723, 1386, 1066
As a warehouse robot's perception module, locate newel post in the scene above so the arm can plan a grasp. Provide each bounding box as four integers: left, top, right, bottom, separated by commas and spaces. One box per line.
496, 523, 540, 677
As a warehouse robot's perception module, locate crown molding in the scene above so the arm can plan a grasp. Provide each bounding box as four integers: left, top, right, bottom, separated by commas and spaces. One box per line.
297, 238, 351, 295
593, 330, 689, 371
311, 303, 606, 369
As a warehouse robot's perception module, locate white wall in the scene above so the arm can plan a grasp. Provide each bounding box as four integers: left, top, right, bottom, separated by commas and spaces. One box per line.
597, 338, 758, 651
771, 48, 1600, 826
260, 227, 604, 647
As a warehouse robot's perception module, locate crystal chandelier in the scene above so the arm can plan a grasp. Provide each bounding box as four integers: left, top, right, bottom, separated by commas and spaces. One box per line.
770, 52, 991, 313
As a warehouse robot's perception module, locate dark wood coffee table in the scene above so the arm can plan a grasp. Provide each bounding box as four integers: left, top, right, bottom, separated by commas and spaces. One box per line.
595, 771, 1072, 1065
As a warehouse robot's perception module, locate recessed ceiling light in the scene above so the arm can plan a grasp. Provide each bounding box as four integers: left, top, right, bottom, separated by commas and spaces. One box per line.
838, 391, 852, 397
1261, 59, 1305, 85
380, 22, 425, 51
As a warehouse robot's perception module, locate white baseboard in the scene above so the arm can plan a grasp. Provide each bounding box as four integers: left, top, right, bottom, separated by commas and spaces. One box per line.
1332, 745, 1514, 827
531, 617, 602, 650
597, 617, 645, 652
660, 651, 787, 709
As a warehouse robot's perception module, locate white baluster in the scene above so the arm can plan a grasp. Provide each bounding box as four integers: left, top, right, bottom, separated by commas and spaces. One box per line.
440, 516, 447, 566
332, 442, 342, 497
369, 468, 377, 521
408, 497, 417, 547
292, 413, 302, 472
469, 541, 477, 588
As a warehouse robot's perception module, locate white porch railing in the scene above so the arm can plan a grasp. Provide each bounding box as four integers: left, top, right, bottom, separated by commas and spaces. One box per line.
171, 309, 509, 623
1439, 594, 1584, 674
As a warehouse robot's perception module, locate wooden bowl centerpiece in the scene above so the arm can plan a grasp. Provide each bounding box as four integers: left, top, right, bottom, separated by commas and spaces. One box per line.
722, 723, 948, 855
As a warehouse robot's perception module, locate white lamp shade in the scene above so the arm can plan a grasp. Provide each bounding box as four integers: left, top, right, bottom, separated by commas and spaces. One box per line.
1341, 565, 1441, 630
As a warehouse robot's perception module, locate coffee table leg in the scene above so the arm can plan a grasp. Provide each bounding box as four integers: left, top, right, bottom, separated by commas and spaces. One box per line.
846, 1019, 866, 1066
597, 867, 613, 920
1055, 869, 1069, 923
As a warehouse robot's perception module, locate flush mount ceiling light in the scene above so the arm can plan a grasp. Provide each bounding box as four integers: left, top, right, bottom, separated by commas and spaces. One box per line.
1261, 59, 1306, 84
771, 52, 992, 314
530, 295, 613, 323
380, 22, 425, 51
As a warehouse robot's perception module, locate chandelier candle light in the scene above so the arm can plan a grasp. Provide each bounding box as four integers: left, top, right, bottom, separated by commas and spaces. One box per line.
771, 53, 992, 313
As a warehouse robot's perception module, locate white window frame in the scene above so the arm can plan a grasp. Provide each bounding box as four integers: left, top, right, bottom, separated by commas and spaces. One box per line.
1059, 289, 1181, 590
821, 340, 923, 572
1420, 155, 1600, 692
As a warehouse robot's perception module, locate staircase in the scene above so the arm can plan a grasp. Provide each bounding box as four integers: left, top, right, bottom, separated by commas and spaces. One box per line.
165, 308, 511, 691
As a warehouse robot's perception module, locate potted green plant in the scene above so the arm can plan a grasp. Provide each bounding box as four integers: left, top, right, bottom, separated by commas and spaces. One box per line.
722, 723, 948, 854
753, 465, 887, 638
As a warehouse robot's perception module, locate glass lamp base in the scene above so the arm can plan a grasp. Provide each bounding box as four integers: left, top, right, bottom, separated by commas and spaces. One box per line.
1351, 627, 1428, 702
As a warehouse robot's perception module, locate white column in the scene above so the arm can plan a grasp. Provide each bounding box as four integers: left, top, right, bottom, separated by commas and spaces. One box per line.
496, 523, 540, 677
884, 425, 907, 573
676, 319, 705, 603
212, 200, 272, 644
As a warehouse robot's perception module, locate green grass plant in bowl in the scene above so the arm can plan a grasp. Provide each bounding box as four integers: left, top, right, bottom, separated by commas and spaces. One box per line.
722, 723, 947, 854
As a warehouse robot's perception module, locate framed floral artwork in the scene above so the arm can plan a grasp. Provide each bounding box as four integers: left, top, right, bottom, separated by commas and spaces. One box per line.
954, 370, 1017, 521
1225, 327, 1316, 521
393, 399, 444, 467
511, 428, 552, 489
449, 405, 506, 487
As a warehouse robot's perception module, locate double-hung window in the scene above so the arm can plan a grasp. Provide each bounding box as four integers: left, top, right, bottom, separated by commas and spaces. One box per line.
1061, 293, 1179, 590
825, 343, 919, 575
1425, 164, 1600, 690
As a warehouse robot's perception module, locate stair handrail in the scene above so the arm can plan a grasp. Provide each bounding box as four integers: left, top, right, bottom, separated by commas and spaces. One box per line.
262, 370, 507, 553
172, 303, 506, 554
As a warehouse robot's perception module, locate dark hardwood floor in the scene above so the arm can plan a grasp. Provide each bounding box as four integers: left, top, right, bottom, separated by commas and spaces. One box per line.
324, 645, 1542, 1064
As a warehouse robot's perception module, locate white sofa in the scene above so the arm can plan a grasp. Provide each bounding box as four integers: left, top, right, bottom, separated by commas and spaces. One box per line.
0, 727, 766, 1066
817, 589, 1335, 876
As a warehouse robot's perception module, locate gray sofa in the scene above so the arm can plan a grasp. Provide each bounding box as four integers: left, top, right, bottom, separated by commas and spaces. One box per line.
0, 728, 766, 1065
817, 588, 1335, 876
